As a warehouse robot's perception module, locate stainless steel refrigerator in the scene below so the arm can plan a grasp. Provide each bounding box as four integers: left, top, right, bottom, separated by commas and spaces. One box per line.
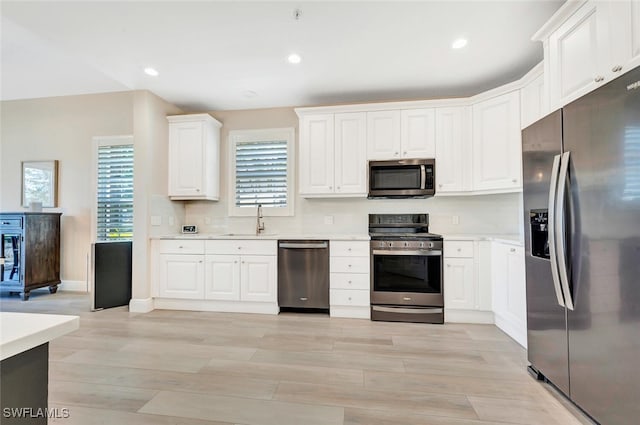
523, 65, 640, 425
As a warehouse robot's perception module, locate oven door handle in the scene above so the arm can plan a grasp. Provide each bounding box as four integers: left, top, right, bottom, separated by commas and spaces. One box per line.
372, 249, 441, 256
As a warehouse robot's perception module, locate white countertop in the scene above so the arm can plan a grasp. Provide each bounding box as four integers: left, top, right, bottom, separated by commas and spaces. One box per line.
442, 234, 524, 245
0, 312, 79, 360
154, 233, 371, 241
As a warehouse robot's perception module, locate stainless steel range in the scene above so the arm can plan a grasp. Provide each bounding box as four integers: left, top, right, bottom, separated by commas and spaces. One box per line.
369, 214, 444, 324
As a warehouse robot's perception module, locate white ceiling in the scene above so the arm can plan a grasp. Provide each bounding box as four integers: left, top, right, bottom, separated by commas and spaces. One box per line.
1, 1, 564, 111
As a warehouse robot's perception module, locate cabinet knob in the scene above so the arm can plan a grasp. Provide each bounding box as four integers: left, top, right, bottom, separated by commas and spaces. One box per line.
510, 248, 516, 252
234, 261, 238, 264
237, 246, 241, 250
199, 260, 203, 263
178, 245, 184, 249
329, 186, 332, 190
595, 75, 605, 82
439, 184, 443, 188
348, 280, 352, 284
348, 248, 352, 251
196, 189, 200, 192
612, 65, 623, 73
457, 248, 461, 252
512, 179, 517, 183
337, 186, 340, 190
241, 261, 245, 264
394, 152, 399, 156
447, 264, 451, 268
348, 297, 352, 301
348, 264, 352, 268
403, 151, 407, 155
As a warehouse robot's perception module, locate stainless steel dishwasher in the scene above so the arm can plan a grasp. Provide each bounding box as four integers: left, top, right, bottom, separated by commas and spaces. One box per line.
278, 240, 329, 311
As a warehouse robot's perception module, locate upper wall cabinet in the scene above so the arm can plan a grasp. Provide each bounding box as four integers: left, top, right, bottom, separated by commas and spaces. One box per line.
366, 109, 435, 160
434, 106, 472, 193
167, 114, 222, 200
520, 68, 546, 129
542, 0, 640, 109
299, 112, 367, 197
472, 91, 522, 192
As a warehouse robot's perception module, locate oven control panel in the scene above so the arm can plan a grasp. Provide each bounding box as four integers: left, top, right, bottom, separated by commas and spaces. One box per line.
370, 240, 442, 250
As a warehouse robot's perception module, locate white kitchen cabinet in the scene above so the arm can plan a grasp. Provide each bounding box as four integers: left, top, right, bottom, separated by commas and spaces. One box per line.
299, 112, 366, 197
545, 0, 640, 109
366, 109, 435, 160
444, 258, 475, 310
520, 69, 546, 129
443, 239, 493, 323
472, 91, 522, 192
329, 241, 370, 319
299, 114, 334, 196
401, 108, 436, 158
240, 255, 277, 302
366, 110, 401, 160
167, 114, 222, 200
205, 255, 241, 301
434, 107, 472, 193
492, 242, 527, 348
153, 240, 206, 299
334, 112, 367, 195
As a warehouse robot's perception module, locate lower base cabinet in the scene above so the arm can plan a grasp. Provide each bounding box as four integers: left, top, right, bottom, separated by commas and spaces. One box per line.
329, 241, 370, 319
152, 239, 277, 314
492, 242, 527, 348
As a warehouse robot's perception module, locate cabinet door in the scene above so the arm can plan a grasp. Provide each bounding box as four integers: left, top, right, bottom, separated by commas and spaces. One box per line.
444, 258, 475, 310
168, 121, 205, 197
520, 73, 546, 129
548, 2, 602, 108
158, 254, 204, 299
205, 255, 240, 300
472, 91, 522, 192
492, 243, 527, 347
606, 0, 640, 74
401, 109, 436, 158
240, 255, 276, 302
334, 112, 367, 195
435, 107, 471, 193
366, 110, 401, 160
299, 114, 335, 195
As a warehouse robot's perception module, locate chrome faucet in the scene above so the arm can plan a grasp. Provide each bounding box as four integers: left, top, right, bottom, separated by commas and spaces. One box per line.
256, 204, 265, 235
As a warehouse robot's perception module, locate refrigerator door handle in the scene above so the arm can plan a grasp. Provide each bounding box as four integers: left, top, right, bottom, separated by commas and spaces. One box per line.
556, 151, 575, 310
548, 154, 566, 307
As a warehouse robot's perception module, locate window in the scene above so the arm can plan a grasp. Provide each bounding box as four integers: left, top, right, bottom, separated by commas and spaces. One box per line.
93, 136, 134, 241
229, 128, 295, 216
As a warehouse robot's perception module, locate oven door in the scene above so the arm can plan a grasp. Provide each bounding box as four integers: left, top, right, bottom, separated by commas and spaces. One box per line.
370, 248, 443, 306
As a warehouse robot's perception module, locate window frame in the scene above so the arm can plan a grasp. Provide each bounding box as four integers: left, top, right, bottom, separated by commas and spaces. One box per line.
91, 135, 134, 243
228, 127, 295, 217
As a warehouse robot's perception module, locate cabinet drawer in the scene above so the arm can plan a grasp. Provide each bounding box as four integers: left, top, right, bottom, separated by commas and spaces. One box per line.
157, 240, 205, 254
0, 217, 23, 229
206, 239, 277, 256
330, 256, 370, 274
330, 272, 370, 290
330, 241, 369, 257
444, 241, 474, 258
330, 289, 370, 306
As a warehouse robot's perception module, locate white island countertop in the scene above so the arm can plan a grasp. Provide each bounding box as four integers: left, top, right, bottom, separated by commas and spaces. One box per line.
0, 312, 79, 360
153, 233, 370, 241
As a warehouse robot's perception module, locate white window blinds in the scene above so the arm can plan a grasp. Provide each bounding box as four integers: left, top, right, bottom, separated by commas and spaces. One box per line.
96, 144, 134, 241
235, 140, 288, 208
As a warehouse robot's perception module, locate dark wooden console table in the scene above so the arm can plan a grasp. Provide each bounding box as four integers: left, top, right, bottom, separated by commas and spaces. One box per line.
0, 213, 61, 300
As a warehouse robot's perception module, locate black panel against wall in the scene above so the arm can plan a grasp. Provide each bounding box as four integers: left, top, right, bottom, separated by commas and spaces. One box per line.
0, 343, 49, 425
93, 241, 132, 310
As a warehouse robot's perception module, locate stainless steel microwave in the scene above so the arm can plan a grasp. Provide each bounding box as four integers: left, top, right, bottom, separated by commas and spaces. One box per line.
368, 159, 435, 198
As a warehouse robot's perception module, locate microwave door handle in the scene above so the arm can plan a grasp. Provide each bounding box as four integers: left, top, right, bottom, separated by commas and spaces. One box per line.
420, 165, 426, 189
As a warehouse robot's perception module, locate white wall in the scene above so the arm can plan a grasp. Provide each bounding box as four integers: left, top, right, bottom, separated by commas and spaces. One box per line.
1, 92, 134, 287
184, 107, 521, 237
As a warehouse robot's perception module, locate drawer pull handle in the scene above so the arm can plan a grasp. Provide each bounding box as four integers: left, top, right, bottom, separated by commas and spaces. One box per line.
403, 297, 412, 301
1, 222, 10, 225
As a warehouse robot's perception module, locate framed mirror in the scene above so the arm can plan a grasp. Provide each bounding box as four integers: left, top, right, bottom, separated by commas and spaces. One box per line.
21, 160, 59, 208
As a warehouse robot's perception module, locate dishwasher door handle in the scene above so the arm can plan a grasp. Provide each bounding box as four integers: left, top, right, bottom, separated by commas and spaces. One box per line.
279, 242, 328, 249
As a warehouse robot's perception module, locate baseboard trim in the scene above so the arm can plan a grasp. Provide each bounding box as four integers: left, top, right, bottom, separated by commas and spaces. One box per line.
129, 298, 155, 313
445, 309, 495, 324
60, 280, 88, 292
153, 298, 279, 315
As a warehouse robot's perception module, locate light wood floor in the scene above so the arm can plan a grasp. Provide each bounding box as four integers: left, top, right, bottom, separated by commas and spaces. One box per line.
0, 290, 594, 425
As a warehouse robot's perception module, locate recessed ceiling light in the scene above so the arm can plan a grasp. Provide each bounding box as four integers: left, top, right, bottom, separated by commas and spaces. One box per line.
287, 54, 302, 64
144, 67, 159, 76
452, 38, 468, 49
